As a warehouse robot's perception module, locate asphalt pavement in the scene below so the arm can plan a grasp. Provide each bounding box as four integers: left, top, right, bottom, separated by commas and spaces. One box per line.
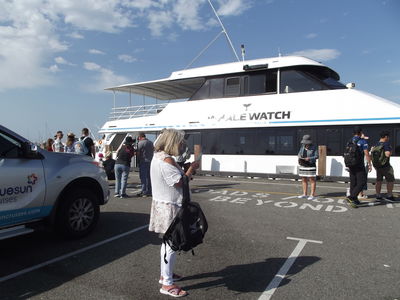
1, 173, 400, 300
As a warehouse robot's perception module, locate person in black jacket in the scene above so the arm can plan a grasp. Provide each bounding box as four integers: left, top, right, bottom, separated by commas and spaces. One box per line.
114, 136, 135, 198
103, 152, 116, 180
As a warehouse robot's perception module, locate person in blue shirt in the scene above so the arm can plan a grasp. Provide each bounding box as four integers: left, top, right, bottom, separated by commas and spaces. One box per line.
374, 131, 396, 201
346, 126, 372, 207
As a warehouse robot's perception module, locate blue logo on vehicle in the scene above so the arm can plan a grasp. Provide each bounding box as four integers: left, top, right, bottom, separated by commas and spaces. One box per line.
0, 174, 37, 197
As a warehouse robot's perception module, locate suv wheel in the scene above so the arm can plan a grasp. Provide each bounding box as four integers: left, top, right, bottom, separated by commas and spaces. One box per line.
56, 188, 100, 238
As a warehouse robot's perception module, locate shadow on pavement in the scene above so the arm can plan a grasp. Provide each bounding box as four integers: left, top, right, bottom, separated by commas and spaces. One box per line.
182, 256, 320, 294
318, 192, 346, 198
0, 211, 156, 300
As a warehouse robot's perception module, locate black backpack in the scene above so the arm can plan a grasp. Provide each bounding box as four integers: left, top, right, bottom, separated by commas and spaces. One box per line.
343, 139, 363, 167
163, 175, 208, 263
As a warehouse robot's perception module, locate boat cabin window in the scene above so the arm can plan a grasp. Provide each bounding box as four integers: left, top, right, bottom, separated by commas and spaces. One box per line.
191, 80, 211, 100
395, 129, 400, 155
280, 66, 346, 94
109, 133, 127, 151
186, 124, 400, 157
189, 70, 278, 101
210, 78, 224, 98
280, 69, 327, 93
225, 77, 241, 97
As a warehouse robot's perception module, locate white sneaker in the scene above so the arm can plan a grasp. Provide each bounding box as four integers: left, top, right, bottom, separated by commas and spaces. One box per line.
307, 196, 316, 200
298, 195, 307, 199
358, 194, 368, 199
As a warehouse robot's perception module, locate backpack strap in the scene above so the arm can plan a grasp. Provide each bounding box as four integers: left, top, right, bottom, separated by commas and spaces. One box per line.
182, 175, 191, 207
163, 240, 169, 264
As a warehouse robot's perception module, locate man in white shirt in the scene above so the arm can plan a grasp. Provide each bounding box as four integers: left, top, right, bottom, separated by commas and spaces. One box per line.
52, 131, 65, 152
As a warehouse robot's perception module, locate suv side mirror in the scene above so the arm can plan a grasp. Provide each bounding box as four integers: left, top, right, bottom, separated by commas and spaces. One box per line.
22, 142, 40, 158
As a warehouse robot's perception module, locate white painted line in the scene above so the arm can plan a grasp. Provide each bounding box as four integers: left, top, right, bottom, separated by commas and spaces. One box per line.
258, 237, 323, 300
195, 177, 348, 190
195, 177, 400, 193
281, 196, 300, 200
0, 224, 149, 283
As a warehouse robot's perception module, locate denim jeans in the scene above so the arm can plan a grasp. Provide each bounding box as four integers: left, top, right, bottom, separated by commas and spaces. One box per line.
115, 164, 130, 195
139, 161, 152, 195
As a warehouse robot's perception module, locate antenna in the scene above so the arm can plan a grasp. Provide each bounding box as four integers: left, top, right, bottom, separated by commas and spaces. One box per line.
241, 44, 245, 62
207, 0, 240, 62
185, 0, 240, 69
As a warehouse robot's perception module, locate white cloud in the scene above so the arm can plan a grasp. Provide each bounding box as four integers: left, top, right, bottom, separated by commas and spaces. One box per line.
118, 54, 137, 63
173, 0, 205, 31
84, 62, 102, 71
393, 80, 400, 85
89, 49, 106, 55
289, 49, 341, 61
0, 0, 255, 90
83, 61, 130, 92
146, 0, 252, 36
55, 56, 75, 65
216, 0, 252, 16
68, 31, 84, 39
148, 10, 173, 36
49, 64, 60, 73
306, 33, 317, 39
46, 0, 134, 33
0, 1, 67, 90
121, 0, 154, 10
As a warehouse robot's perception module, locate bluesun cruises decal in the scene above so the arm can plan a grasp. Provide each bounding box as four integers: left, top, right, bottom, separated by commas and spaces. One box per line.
0, 174, 38, 204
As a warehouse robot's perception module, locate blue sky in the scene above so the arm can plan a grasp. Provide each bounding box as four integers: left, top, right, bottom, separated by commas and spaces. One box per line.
1, 0, 399, 142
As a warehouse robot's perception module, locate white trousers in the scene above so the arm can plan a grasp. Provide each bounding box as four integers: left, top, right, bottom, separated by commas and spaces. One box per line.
160, 243, 177, 286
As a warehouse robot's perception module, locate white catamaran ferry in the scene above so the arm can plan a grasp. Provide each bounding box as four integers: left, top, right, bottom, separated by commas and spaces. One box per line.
99, 55, 400, 180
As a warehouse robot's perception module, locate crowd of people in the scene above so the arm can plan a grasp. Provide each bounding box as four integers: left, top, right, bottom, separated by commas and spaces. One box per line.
40, 128, 95, 157
39, 125, 397, 296
297, 126, 397, 207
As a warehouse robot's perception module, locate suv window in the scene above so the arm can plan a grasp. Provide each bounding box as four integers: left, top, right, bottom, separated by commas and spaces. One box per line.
0, 132, 22, 158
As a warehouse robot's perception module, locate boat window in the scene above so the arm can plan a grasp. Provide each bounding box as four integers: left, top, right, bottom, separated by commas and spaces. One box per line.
109, 133, 127, 151
322, 77, 346, 89
317, 128, 341, 155
190, 80, 210, 100
247, 73, 266, 95
209, 78, 224, 99
189, 124, 400, 157
395, 129, 400, 155
299, 66, 346, 90
225, 77, 241, 97
280, 70, 327, 94
276, 134, 294, 153
266, 71, 278, 93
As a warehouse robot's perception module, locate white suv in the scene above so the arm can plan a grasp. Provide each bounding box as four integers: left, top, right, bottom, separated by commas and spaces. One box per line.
0, 125, 110, 240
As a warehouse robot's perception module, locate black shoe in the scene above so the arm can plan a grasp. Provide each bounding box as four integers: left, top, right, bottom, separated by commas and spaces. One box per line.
345, 197, 358, 208
114, 193, 120, 198
142, 194, 152, 197
120, 194, 130, 198
136, 192, 143, 197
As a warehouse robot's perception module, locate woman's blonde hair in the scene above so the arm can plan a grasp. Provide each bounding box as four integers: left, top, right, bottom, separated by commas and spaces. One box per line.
154, 128, 185, 156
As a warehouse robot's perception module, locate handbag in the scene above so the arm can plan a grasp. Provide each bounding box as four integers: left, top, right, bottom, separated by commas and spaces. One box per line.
298, 157, 312, 167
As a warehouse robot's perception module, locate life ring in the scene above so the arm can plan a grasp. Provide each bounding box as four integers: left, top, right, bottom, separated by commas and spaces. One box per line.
99, 140, 103, 145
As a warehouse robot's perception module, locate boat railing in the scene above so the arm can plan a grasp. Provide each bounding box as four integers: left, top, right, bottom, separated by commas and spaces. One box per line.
109, 103, 168, 120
